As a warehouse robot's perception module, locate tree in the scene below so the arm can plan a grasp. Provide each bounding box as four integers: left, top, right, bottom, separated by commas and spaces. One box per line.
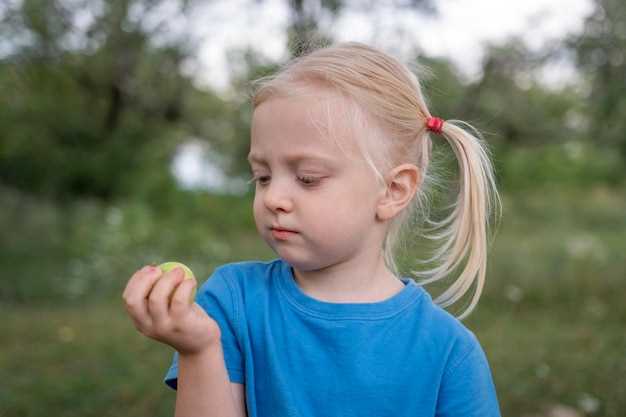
277, 0, 437, 58
566, 0, 626, 164
454, 37, 582, 149
0, 0, 231, 203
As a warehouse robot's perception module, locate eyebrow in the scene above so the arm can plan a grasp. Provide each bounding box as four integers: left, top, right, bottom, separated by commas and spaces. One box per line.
247, 152, 335, 165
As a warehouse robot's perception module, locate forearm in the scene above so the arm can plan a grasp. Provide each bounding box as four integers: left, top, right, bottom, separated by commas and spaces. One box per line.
175, 343, 239, 417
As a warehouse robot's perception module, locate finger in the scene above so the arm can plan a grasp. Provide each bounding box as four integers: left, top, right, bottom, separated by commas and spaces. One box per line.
122, 265, 150, 300
147, 267, 184, 324
123, 266, 163, 329
122, 265, 161, 301
170, 277, 197, 318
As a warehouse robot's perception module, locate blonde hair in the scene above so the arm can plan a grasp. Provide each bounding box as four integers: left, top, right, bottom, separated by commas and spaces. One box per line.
248, 41, 502, 321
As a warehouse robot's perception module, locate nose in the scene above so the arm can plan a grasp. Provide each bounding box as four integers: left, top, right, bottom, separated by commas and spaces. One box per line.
262, 180, 293, 213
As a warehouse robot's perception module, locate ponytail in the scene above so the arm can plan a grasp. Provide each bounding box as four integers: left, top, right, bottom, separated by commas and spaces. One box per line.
409, 118, 502, 321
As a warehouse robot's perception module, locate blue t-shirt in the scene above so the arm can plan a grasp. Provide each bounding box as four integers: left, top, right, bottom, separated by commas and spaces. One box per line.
163, 258, 501, 417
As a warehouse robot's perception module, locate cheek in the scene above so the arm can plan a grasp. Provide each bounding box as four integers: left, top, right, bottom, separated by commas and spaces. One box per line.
252, 196, 262, 216
334, 182, 379, 219
252, 197, 263, 226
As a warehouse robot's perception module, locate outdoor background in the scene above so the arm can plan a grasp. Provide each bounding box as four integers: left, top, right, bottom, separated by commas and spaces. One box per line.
1, 0, 625, 416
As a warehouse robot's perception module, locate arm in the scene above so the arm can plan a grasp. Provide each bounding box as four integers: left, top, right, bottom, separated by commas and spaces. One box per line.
176, 343, 247, 417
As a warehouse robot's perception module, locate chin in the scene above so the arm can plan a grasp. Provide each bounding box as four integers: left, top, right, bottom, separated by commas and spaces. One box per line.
268, 245, 305, 268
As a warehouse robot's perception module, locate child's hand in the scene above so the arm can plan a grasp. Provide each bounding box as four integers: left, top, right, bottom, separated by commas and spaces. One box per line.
122, 265, 222, 356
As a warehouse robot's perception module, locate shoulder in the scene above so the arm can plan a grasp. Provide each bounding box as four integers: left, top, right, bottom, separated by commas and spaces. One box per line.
412, 287, 483, 369
192, 258, 282, 331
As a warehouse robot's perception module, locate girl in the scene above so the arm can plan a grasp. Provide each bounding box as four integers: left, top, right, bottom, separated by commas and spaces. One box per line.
122, 41, 503, 417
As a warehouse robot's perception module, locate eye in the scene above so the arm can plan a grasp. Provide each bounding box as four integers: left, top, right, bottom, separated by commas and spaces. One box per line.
246, 175, 321, 187
297, 175, 320, 186
247, 175, 270, 186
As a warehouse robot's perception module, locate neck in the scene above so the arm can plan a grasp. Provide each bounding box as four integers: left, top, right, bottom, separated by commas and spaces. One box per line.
291, 250, 405, 303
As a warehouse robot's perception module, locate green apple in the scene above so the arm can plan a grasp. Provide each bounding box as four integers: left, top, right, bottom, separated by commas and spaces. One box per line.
157, 261, 197, 302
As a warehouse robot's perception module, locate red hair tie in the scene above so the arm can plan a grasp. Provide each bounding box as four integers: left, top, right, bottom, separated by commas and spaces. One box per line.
426, 116, 444, 134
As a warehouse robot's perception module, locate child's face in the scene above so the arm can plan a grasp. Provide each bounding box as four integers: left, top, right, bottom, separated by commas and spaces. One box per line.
249, 91, 389, 271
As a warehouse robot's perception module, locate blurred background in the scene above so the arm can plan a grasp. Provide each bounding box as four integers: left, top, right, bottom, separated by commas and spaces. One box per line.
1, 0, 625, 416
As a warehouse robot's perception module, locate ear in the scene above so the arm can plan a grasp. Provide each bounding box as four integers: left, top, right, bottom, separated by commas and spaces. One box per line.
375, 163, 420, 222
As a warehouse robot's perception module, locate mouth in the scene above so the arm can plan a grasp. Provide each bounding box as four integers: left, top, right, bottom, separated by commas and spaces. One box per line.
270, 226, 298, 239
270, 225, 298, 233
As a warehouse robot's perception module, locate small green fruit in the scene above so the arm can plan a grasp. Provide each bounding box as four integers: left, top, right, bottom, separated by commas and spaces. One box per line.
157, 261, 196, 302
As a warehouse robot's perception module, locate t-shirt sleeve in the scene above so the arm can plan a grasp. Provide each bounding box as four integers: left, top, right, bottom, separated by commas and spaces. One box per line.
163, 265, 245, 390
436, 334, 502, 417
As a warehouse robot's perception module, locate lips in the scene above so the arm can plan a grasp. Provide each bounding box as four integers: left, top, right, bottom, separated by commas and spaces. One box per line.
270, 225, 298, 240
270, 226, 298, 233
270, 225, 297, 233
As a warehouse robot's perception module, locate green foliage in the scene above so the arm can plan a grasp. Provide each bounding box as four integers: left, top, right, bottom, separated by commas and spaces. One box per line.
567, 0, 626, 162
497, 141, 624, 189
0, 0, 238, 203
0, 184, 260, 305
420, 35, 626, 190
426, 38, 582, 149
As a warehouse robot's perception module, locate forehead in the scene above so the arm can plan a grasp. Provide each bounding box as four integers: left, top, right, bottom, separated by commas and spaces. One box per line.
249, 89, 361, 163
247, 152, 336, 166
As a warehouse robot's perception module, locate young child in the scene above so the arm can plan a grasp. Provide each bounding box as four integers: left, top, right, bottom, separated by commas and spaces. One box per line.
122, 41, 503, 417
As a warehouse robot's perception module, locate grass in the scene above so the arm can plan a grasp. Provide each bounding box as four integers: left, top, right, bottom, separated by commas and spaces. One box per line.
1, 300, 176, 417
1, 182, 625, 416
